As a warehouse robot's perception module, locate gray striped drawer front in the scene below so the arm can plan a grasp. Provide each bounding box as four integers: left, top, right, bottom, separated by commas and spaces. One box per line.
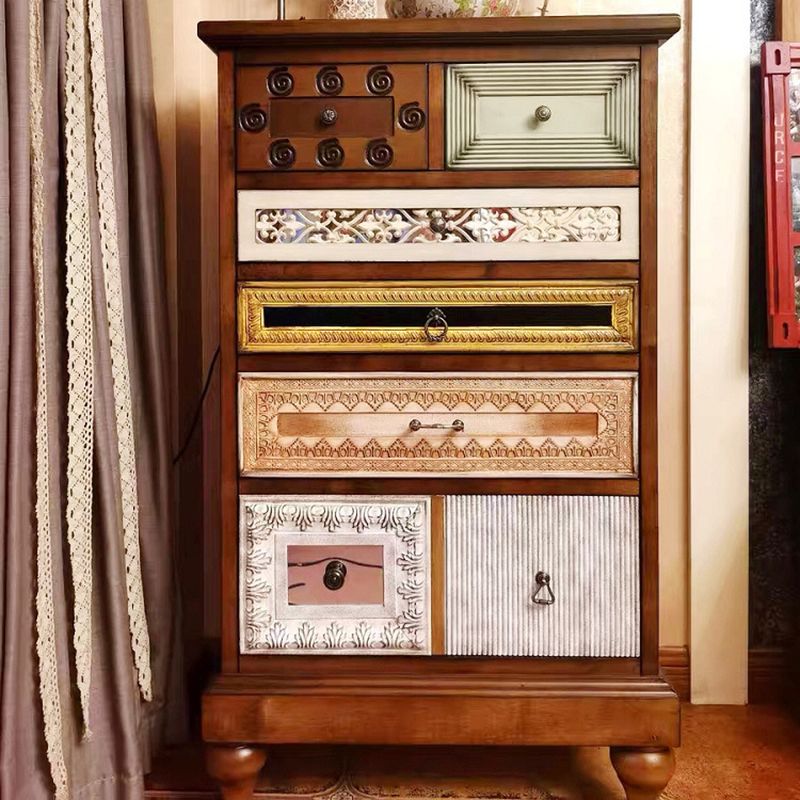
445, 495, 639, 657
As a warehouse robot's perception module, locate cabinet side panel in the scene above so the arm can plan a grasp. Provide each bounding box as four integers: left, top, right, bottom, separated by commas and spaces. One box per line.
219, 50, 239, 672
639, 43, 659, 675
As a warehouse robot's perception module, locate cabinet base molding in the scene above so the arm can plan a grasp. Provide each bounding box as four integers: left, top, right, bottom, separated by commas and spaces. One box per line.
659, 645, 689, 701
203, 674, 680, 747
749, 647, 791, 704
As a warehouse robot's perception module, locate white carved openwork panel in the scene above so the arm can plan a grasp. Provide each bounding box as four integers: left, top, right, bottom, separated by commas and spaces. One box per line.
240, 495, 431, 655
237, 188, 639, 261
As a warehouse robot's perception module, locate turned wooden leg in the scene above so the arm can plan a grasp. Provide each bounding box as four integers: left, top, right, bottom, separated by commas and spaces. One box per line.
610, 747, 676, 800
205, 744, 267, 800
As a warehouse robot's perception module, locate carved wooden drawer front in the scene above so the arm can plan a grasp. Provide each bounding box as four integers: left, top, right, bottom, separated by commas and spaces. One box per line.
446, 62, 640, 169
237, 281, 638, 353
236, 64, 428, 171
238, 373, 638, 478
237, 188, 639, 262
239, 495, 431, 655
445, 495, 640, 657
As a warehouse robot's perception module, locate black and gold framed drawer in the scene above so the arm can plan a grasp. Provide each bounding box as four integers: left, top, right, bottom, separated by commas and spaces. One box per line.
236, 63, 428, 171
237, 281, 638, 353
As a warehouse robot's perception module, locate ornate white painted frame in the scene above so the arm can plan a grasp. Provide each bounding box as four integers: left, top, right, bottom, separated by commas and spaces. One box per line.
239, 495, 431, 655
236, 188, 640, 262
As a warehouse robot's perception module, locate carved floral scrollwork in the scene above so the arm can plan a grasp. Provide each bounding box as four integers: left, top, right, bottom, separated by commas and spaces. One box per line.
253, 204, 622, 245
366, 64, 394, 95
366, 138, 394, 168
316, 65, 344, 96
317, 138, 345, 168
238, 103, 268, 133
398, 101, 426, 131
266, 65, 293, 96
239, 375, 637, 476
237, 283, 637, 355
269, 139, 296, 169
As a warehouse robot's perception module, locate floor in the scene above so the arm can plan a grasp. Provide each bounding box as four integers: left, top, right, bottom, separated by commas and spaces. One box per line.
145, 704, 800, 800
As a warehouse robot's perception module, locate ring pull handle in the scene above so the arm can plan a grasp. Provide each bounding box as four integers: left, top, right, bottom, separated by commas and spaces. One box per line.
423, 307, 448, 342
535, 105, 552, 122
531, 571, 556, 606
409, 419, 465, 433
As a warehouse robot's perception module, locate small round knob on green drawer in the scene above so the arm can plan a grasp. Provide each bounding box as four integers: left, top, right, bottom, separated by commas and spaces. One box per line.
320, 107, 338, 126
323, 560, 347, 591
535, 105, 552, 122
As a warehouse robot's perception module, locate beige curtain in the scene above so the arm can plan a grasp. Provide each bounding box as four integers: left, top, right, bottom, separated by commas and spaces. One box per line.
0, 0, 184, 797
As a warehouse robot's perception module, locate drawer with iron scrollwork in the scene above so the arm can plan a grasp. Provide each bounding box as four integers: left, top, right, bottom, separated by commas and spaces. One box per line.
237, 280, 638, 353
238, 372, 638, 478
237, 188, 639, 262
236, 63, 428, 171
239, 494, 431, 655
445, 494, 640, 657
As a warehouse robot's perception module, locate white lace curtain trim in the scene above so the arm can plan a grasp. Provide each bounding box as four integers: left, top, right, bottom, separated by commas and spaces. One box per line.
30, 0, 154, 794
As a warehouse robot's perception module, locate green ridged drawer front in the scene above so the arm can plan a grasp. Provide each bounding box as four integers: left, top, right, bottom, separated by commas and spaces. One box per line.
446, 61, 640, 170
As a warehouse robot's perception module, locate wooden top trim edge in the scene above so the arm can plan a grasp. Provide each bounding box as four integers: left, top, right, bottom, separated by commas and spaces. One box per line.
198, 15, 682, 51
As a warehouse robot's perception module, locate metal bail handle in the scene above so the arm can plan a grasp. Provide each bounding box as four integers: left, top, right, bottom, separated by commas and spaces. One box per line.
409, 418, 465, 432
424, 307, 448, 342
531, 571, 556, 605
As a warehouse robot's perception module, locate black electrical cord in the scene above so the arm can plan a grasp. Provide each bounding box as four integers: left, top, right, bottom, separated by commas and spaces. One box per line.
172, 344, 221, 466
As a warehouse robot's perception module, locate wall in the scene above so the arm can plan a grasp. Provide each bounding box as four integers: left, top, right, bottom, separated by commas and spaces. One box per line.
688, 0, 751, 705
147, 0, 690, 688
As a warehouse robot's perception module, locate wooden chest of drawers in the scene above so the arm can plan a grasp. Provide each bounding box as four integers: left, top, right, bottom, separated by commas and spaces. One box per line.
200, 15, 681, 800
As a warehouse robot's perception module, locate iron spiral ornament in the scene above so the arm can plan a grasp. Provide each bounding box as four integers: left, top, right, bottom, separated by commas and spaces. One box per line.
238, 103, 268, 133
398, 101, 426, 131
316, 66, 344, 96
366, 138, 394, 168
317, 138, 345, 168
269, 138, 296, 169
267, 66, 294, 96
366, 65, 394, 95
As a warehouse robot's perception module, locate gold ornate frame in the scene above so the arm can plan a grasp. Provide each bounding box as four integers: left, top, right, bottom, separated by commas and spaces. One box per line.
237, 281, 638, 353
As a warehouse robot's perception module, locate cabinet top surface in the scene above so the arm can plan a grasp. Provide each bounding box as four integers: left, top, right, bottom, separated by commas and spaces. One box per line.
198, 14, 681, 51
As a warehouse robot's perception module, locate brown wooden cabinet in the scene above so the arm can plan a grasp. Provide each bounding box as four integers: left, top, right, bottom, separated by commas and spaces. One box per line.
199, 16, 681, 800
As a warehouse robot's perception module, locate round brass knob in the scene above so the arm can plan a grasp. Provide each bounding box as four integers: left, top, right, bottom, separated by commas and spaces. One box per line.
320, 107, 338, 126
323, 560, 347, 591
535, 105, 552, 122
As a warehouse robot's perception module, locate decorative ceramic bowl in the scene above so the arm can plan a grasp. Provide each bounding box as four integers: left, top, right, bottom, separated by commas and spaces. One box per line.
385, 0, 518, 17
328, 0, 376, 17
